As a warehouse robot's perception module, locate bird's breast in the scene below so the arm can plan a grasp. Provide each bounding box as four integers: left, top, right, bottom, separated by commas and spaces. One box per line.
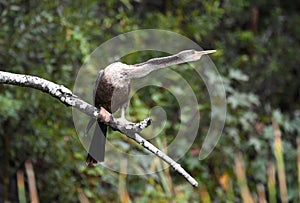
95, 75, 130, 113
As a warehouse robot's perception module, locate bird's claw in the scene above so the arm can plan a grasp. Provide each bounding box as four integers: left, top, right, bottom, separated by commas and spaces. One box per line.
114, 117, 152, 132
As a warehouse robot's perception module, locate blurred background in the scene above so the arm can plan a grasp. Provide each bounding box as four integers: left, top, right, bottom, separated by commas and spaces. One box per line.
0, 0, 299, 202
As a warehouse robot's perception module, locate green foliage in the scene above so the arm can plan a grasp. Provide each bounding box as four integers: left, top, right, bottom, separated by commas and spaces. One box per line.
0, 0, 299, 202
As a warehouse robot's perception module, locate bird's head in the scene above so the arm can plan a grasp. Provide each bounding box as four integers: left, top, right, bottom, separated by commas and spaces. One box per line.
178, 49, 216, 63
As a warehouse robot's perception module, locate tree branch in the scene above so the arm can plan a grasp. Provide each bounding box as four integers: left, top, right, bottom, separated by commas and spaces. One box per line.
0, 70, 198, 187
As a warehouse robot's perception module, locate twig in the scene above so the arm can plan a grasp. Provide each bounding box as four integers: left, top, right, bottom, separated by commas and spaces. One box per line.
0, 70, 198, 187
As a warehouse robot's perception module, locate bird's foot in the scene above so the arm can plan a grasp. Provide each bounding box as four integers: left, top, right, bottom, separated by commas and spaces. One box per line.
117, 116, 132, 126
114, 117, 152, 133
117, 118, 152, 132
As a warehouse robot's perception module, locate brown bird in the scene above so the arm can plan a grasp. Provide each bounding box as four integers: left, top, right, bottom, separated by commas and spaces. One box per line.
86, 49, 216, 166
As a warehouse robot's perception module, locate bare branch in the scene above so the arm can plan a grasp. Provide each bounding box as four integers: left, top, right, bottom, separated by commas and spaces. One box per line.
0, 70, 198, 187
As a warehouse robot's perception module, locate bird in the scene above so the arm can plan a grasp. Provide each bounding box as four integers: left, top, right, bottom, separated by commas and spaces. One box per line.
86, 49, 216, 167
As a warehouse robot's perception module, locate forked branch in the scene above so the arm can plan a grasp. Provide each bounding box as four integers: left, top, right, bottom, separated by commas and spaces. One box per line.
0, 70, 198, 187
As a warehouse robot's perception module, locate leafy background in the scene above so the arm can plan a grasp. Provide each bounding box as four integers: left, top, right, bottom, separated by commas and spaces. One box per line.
0, 0, 299, 202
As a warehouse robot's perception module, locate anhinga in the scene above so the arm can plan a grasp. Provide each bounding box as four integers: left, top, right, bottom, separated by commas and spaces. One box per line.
86, 49, 216, 166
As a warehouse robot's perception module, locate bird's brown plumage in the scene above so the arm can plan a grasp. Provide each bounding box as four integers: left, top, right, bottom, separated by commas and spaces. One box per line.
86, 68, 130, 166
94, 75, 130, 113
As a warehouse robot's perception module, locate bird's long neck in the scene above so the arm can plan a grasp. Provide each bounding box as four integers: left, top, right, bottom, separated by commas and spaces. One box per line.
127, 53, 186, 79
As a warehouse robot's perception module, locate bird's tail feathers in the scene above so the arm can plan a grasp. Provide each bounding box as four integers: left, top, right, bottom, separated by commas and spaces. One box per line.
86, 122, 107, 167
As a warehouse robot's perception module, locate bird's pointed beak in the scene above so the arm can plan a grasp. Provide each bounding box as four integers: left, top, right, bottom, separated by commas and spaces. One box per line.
195, 50, 216, 56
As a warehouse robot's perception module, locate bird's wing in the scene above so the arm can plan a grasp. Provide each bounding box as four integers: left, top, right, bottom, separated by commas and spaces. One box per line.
86, 69, 107, 166
85, 69, 105, 135
93, 70, 104, 104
